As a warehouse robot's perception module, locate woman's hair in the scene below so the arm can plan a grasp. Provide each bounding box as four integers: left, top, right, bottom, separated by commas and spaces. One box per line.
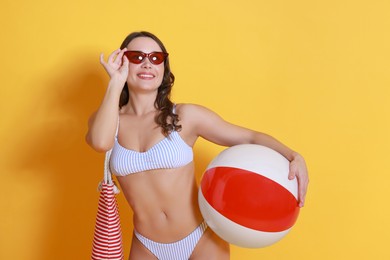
119, 31, 181, 136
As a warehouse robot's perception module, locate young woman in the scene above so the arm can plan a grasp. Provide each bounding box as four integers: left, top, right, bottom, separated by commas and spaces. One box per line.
86, 31, 309, 260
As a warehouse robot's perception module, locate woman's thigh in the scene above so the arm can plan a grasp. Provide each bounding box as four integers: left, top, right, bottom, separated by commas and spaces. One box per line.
190, 228, 230, 260
128, 233, 157, 260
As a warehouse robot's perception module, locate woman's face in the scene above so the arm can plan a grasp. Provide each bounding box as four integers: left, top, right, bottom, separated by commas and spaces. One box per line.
125, 37, 165, 92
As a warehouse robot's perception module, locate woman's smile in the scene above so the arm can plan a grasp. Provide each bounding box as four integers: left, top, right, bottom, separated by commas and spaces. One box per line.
137, 72, 155, 80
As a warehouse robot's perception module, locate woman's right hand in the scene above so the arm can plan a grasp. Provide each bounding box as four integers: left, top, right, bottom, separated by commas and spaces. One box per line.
100, 48, 129, 84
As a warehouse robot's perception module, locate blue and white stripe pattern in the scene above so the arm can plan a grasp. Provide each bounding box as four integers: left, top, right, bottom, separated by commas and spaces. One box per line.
134, 222, 207, 260
110, 131, 193, 176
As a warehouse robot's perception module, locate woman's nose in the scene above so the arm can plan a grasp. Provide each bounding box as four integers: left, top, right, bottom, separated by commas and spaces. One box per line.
141, 58, 152, 68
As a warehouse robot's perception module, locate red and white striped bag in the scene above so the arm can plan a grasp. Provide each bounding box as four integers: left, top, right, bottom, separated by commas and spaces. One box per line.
91, 150, 124, 260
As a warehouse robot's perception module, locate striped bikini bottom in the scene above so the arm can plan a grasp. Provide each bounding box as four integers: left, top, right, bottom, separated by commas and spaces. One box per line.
134, 221, 207, 260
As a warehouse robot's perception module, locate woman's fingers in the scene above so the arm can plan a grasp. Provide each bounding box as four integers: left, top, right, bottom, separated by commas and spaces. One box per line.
100, 48, 129, 80
289, 156, 309, 207
298, 174, 309, 207
113, 48, 128, 65
120, 55, 129, 73
107, 49, 121, 64
100, 53, 107, 66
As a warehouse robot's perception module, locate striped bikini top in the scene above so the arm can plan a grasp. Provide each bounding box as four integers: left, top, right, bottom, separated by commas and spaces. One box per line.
110, 130, 194, 176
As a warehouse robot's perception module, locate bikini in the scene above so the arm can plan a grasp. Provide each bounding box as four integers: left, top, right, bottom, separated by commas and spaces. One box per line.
110, 110, 207, 259
134, 222, 207, 260
110, 131, 193, 175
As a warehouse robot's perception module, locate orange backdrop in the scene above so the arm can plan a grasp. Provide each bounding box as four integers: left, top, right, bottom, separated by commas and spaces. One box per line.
1, 0, 390, 259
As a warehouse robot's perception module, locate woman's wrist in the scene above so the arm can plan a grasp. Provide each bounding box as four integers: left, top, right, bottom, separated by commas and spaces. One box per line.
289, 151, 302, 162
107, 78, 126, 93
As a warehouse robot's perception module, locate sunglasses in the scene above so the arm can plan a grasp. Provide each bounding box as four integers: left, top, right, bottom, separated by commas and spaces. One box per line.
124, 51, 168, 65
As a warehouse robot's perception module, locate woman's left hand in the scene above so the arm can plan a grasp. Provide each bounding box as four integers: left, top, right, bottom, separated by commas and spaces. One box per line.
288, 153, 309, 207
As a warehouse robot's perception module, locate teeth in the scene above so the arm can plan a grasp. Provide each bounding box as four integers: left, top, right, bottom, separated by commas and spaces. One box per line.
138, 74, 154, 78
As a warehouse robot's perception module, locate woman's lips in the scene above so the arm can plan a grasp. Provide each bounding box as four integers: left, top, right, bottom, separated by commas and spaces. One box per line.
137, 73, 155, 79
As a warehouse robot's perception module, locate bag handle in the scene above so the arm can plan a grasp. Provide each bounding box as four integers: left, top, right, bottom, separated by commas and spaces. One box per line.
98, 149, 120, 194
104, 149, 113, 184
98, 119, 121, 193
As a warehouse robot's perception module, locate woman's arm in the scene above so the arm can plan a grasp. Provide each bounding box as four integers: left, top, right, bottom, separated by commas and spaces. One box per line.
86, 48, 129, 152
183, 104, 309, 207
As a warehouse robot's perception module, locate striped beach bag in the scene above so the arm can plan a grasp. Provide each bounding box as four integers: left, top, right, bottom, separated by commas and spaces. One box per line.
91, 150, 124, 260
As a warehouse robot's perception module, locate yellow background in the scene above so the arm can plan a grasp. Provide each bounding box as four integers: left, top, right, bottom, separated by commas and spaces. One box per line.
1, 0, 389, 259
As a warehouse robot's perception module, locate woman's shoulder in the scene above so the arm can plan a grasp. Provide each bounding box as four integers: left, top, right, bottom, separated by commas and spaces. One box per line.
175, 103, 220, 126
175, 103, 211, 115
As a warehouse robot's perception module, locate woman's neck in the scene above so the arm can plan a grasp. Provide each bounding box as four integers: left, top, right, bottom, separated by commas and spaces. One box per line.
122, 91, 158, 116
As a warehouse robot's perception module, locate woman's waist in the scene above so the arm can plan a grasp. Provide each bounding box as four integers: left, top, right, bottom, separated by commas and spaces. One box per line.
132, 204, 204, 243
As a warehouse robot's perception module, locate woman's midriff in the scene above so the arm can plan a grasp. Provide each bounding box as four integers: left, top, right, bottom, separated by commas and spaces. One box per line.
116, 162, 204, 243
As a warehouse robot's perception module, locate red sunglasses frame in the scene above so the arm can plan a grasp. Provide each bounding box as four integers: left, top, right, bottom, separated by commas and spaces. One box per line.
124, 51, 169, 65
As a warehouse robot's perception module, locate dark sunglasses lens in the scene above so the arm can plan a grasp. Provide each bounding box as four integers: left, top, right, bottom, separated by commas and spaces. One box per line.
149, 53, 166, 65
125, 52, 144, 64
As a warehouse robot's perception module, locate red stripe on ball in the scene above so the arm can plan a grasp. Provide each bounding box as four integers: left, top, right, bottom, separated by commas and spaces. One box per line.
201, 166, 300, 232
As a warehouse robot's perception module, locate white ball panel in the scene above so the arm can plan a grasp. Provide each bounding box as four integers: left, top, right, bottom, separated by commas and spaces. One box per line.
206, 144, 298, 200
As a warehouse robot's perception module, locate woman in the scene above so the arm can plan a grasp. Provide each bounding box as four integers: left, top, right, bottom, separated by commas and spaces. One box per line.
86, 31, 309, 260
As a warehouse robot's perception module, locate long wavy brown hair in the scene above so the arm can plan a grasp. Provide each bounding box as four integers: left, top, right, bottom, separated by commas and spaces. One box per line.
119, 31, 181, 136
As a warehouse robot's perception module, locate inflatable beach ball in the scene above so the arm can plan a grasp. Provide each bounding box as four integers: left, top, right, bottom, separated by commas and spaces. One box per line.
198, 144, 300, 248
